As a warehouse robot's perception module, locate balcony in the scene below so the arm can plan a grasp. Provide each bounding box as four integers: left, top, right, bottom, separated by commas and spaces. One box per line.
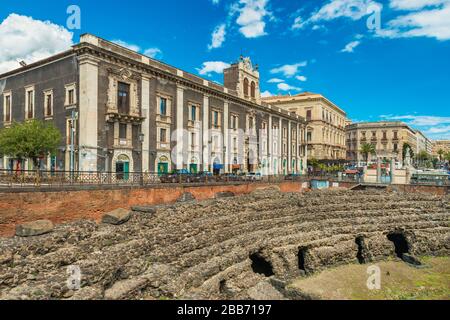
156, 114, 171, 124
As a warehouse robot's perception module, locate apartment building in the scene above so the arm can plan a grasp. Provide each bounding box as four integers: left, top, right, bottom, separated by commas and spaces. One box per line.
262, 92, 347, 162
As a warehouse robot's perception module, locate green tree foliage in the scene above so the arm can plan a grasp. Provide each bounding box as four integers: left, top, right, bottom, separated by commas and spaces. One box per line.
437, 149, 445, 161
0, 120, 62, 168
360, 143, 376, 163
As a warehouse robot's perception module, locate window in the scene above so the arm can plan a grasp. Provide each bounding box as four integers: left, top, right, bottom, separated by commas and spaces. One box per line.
191, 132, 196, 148
212, 110, 220, 128
307, 132, 312, 142
244, 78, 249, 96
118, 82, 130, 114
160, 97, 167, 116
25, 87, 34, 119
231, 114, 238, 130
393, 143, 398, 151
68, 89, 74, 105
65, 83, 77, 106
248, 116, 254, 129
306, 110, 312, 121
160, 128, 167, 143
262, 122, 267, 130
233, 137, 237, 151
44, 90, 53, 117
190, 105, 197, 121
283, 128, 287, 139
119, 123, 127, 140
393, 131, 398, 139
3, 92, 11, 122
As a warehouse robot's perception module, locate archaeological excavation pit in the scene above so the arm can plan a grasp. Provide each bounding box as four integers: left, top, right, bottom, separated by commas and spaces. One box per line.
0, 189, 448, 300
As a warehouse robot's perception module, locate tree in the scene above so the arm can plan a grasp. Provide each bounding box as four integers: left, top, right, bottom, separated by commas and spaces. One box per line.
445, 151, 450, 162
416, 150, 429, 167
360, 143, 376, 164
0, 120, 62, 169
437, 149, 445, 161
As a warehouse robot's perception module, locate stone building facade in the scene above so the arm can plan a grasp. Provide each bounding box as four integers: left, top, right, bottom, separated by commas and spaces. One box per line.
262, 92, 347, 162
346, 121, 418, 166
432, 140, 450, 158
0, 34, 307, 175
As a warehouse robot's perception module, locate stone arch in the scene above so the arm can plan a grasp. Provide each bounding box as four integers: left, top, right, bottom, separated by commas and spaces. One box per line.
243, 78, 249, 96
112, 150, 134, 173
250, 81, 256, 98
155, 153, 172, 174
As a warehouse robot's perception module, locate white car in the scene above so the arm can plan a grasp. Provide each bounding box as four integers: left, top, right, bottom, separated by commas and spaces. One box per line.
245, 172, 262, 181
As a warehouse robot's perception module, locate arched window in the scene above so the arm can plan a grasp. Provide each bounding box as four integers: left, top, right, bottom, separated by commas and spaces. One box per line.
244, 78, 249, 96
251, 81, 256, 98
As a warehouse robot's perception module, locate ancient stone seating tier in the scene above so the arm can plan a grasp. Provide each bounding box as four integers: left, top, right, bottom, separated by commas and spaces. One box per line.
0, 189, 448, 300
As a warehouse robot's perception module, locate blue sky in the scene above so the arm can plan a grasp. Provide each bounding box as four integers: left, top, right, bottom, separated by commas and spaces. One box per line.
1, 0, 449, 139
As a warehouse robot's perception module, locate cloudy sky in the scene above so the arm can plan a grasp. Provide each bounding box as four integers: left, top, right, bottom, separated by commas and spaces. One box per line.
0, 0, 449, 139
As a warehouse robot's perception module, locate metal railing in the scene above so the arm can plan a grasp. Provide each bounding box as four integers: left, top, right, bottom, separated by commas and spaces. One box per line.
0, 169, 310, 189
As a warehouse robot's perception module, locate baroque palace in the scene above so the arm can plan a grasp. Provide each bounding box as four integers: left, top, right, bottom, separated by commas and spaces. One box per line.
0, 34, 307, 176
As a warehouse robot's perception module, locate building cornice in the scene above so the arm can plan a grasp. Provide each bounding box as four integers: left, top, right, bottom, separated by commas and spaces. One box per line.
263, 95, 346, 117
73, 41, 306, 124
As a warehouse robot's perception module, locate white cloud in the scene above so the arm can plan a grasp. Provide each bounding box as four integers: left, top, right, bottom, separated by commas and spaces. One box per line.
390, 0, 449, 11
267, 78, 284, 83
295, 75, 307, 81
208, 24, 226, 50
112, 40, 141, 52
341, 40, 361, 52
261, 90, 274, 97
198, 61, 231, 76
212, 0, 220, 4
379, 114, 450, 139
277, 83, 302, 92
380, 115, 450, 126
292, 16, 306, 30
232, 0, 271, 38
0, 13, 73, 74
144, 48, 162, 59
310, 0, 382, 22
270, 61, 307, 77
378, 2, 450, 40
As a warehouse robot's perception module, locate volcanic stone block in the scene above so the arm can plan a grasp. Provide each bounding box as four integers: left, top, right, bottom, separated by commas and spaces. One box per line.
15, 220, 54, 237
215, 192, 235, 199
102, 208, 132, 225
177, 192, 196, 203
131, 206, 157, 214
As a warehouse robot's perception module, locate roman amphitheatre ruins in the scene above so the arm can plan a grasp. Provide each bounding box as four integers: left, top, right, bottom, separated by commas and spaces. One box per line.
0, 187, 449, 300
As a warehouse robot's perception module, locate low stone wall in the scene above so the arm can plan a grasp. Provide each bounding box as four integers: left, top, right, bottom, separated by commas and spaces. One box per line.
0, 181, 304, 237
387, 184, 449, 196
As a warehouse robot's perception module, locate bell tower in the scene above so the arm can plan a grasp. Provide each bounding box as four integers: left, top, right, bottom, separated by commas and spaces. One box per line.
224, 56, 260, 104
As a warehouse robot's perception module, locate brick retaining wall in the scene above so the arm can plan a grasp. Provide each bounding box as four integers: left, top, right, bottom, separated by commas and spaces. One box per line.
0, 182, 304, 237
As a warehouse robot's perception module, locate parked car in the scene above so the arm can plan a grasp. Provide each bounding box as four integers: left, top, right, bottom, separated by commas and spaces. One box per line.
285, 173, 302, 181
160, 169, 192, 183
244, 172, 262, 181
